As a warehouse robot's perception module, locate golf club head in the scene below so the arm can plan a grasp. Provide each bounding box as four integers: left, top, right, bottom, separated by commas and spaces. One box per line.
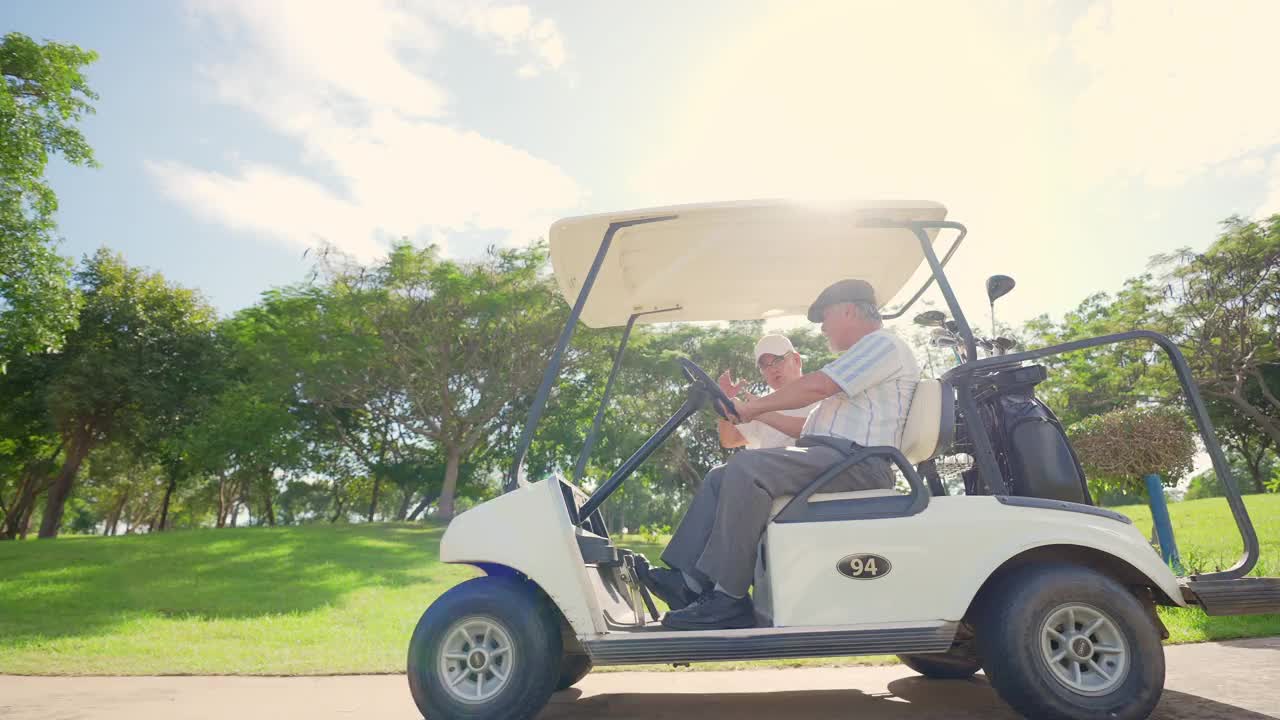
944, 319, 960, 334
930, 335, 960, 348
995, 336, 1017, 353
977, 338, 994, 351
986, 274, 1016, 304
931, 327, 955, 340
913, 310, 947, 327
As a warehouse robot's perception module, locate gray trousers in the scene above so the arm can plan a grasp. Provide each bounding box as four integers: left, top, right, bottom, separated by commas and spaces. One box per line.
661, 439, 893, 597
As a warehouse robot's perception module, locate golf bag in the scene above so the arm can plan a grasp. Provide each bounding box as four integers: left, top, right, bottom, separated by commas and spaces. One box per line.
963, 366, 1092, 505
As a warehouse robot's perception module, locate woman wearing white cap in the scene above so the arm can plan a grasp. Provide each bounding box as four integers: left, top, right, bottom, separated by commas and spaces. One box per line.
716, 334, 818, 450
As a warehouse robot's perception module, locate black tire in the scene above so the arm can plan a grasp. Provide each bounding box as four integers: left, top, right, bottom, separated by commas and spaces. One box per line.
975, 563, 1165, 720
407, 575, 563, 720
556, 653, 593, 690
898, 651, 982, 679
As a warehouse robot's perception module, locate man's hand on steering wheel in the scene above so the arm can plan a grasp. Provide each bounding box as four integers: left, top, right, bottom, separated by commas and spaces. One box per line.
730, 396, 759, 423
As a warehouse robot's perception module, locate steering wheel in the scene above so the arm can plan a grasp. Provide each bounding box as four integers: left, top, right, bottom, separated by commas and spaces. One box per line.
677, 358, 741, 422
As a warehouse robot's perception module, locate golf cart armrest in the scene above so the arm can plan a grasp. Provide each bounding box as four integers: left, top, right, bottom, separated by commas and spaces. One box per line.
772, 446, 929, 524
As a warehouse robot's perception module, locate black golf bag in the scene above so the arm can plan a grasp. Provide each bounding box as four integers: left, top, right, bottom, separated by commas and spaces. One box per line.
961, 365, 1092, 504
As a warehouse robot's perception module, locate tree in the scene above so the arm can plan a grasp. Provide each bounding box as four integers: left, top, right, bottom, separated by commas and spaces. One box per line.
237, 279, 428, 524
0, 350, 61, 538
0, 33, 98, 366
1154, 216, 1280, 447
302, 243, 568, 519
37, 249, 218, 537
1024, 276, 1178, 428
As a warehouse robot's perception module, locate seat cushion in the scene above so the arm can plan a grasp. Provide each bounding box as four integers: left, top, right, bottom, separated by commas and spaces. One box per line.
901, 379, 942, 464
768, 488, 902, 520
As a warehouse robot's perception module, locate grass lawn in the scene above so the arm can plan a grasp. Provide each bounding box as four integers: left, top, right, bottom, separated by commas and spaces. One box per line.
0, 495, 1277, 675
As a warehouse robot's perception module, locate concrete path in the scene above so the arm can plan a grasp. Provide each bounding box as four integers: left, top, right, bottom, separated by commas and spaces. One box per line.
2, 637, 1277, 719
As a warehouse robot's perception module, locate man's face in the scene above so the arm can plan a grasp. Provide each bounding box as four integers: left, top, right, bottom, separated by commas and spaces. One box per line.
820, 303, 858, 352
757, 351, 802, 390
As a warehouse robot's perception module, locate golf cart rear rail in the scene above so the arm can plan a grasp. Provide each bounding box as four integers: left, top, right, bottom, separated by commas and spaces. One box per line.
941, 330, 1259, 582
868, 216, 1260, 583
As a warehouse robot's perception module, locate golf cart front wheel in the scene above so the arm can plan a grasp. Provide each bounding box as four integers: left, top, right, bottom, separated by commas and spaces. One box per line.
976, 563, 1165, 720
407, 575, 563, 720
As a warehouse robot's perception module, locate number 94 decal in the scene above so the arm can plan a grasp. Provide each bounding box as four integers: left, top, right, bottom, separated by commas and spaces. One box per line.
836, 553, 892, 579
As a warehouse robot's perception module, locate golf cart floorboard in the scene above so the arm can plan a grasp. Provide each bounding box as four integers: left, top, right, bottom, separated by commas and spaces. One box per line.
1183, 577, 1280, 616
582, 621, 957, 665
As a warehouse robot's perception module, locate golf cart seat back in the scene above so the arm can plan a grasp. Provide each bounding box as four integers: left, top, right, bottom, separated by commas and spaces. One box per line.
766, 379, 954, 519
899, 379, 955, 465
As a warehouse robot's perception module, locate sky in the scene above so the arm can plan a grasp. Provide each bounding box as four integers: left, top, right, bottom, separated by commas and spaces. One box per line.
10, 0, 1280, 330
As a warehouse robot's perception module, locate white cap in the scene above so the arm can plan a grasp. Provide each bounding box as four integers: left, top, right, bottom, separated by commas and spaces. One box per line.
753, 334, 796, 362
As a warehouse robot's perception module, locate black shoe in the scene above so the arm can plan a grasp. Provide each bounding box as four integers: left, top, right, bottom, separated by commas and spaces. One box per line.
661, 590, 756, 630
638, 566, 700, 611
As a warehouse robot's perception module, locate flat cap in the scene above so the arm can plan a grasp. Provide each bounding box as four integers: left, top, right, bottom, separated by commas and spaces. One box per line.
807, 279, 878, 322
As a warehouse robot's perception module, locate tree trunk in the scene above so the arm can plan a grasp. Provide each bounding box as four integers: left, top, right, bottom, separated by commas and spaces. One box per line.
104, 489, 128, 536
38, 427, 93, 539
407, 490, 440, 521
1243, 446, 1268, 494
230, 500, 239, 528
367, 474, 381, 523
18, 498, 36, 539
395, 489, 412, 522
157, 472, 179, 531
438, 447, 463, 520
330, 487, 345, 523
3, 472, 37, 540
264, 493, 276, 527
215, 473, 229, 528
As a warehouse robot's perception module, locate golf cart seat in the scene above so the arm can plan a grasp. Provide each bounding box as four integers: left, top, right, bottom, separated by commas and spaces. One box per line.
766, 379, 955, 519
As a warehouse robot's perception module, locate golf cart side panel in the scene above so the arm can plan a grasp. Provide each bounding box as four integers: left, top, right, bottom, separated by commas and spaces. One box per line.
439, 479, 606, 635
764, 496, 1183, 628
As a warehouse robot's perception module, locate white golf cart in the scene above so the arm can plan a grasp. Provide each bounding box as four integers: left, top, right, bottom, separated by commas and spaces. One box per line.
407, 200, 1280, 720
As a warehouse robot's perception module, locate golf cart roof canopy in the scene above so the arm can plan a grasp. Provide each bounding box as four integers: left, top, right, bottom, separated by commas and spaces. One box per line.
549, 199, 949, 328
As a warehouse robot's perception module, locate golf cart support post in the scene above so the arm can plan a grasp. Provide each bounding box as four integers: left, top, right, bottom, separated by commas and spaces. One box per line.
571, 306, 681, 483
506, 215, 677, 492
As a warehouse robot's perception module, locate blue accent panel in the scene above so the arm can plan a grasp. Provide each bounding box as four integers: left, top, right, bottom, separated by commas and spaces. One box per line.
1145, 474, 1184, 574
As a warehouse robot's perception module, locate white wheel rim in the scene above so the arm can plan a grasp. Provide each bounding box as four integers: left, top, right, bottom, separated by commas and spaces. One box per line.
437, 617, 515, 704
1039, 603, 1130, 696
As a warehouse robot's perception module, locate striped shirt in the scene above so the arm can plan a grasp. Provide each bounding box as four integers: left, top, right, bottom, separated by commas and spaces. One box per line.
801, 329, 921, 448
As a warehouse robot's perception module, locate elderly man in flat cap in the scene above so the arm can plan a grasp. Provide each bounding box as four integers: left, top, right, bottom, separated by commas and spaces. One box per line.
644, 279, 920, 630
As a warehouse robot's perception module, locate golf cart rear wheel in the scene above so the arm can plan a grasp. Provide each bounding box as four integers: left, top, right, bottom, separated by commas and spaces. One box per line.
407, 575, 563, 720
556, 653, 593, 690
898, 651, 981, 679
976, 563, 1164, 720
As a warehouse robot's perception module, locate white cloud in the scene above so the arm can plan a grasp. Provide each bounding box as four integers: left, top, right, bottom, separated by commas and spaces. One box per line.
626, 1, 1280, 324
418, 1, 567, 73
154, 0, 579, 260
1067, 0, 1280, 187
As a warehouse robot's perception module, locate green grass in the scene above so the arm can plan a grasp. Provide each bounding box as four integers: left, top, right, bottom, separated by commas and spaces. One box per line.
0, 495, 1277, 675
0, 523, 477, 675
1108, 494, 1280, 644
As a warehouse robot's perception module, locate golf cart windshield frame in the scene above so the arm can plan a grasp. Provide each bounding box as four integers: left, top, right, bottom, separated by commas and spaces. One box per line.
505, 213, 1259, 583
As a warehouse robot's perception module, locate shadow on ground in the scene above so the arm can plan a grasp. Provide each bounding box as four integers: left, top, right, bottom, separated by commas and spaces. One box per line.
540, 678, 1277, 720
